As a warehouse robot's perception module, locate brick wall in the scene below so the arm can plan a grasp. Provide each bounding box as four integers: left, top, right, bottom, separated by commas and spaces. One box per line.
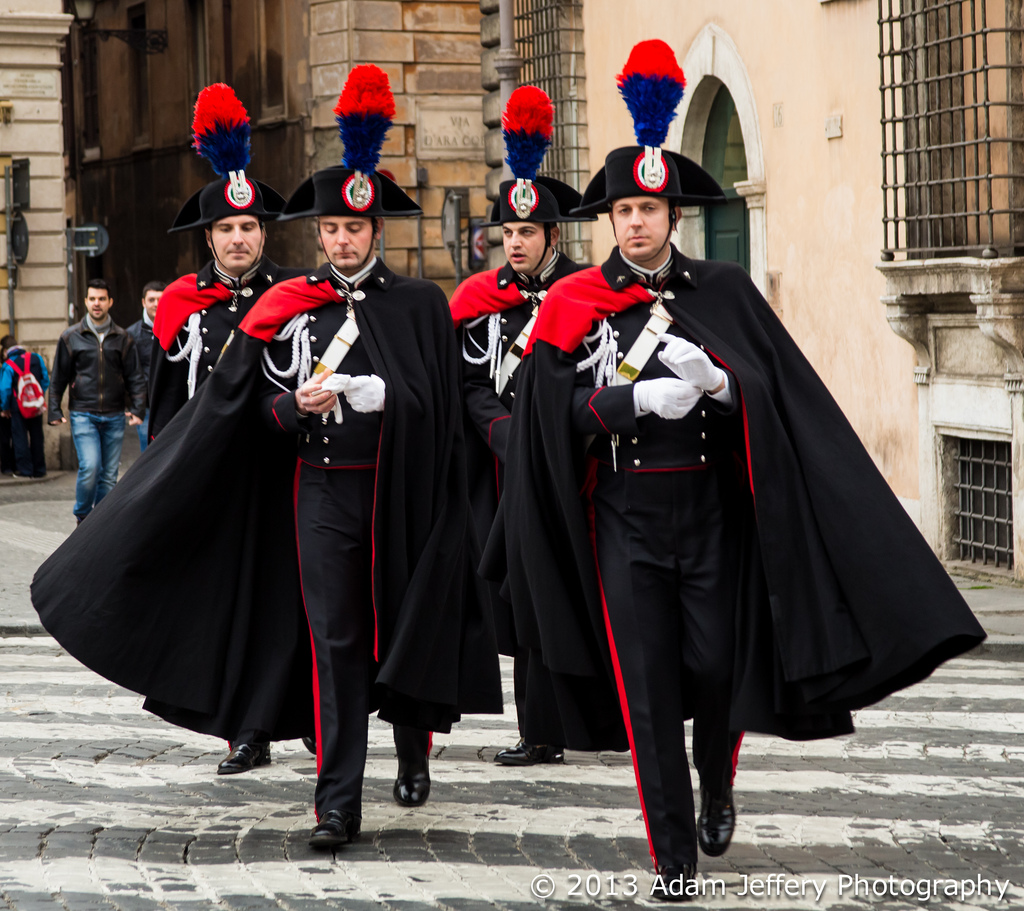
308, 1, 489, 291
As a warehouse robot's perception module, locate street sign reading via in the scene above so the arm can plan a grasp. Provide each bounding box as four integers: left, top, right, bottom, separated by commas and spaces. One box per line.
73, 223, 109, 257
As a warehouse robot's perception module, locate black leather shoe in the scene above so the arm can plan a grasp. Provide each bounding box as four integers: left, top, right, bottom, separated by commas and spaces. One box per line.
308, 809, 360, 848
216, 742, 271, 775
302, 736, 317, 755
494, 740, 565, 766
393, 771, 430, 807
697, 785, 735, 857
651, 865, 697, 902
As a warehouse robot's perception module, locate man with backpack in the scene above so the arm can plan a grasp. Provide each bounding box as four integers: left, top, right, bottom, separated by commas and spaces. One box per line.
0, 339, 50, 478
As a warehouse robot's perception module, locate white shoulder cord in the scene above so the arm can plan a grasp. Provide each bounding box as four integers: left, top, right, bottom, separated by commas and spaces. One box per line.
576, 319, 618, 388
164, 312, 203, 400
461, 313, 502, 378
577, 318, 622, 471
261, 313, 311, 393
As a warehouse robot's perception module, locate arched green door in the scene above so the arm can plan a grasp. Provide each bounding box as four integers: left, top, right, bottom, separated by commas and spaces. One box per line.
702, 86, 750, 272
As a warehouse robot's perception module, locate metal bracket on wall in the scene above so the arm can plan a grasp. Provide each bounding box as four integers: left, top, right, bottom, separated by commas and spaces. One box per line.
85, 29, 168, 54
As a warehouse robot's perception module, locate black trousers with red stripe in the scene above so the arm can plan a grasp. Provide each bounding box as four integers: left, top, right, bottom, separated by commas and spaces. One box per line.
295, 463, 428, 819
590, 462, 741, 869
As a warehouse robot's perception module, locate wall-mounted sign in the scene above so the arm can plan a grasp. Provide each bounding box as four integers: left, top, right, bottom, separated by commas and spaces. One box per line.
416, 100, 486, 160
0, 70, 58, 99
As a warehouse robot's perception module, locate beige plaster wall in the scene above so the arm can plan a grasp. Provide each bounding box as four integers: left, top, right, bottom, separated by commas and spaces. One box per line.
582, 0, 920, 500
0, 0, 72, 358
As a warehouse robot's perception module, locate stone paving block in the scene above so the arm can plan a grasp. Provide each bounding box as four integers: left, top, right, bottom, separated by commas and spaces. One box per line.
2, 893, 64, 911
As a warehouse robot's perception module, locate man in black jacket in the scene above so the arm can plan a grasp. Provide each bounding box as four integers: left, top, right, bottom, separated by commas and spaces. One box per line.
48, 278, 146, 523
125, 280, 165, 452
449, 85, 593, 767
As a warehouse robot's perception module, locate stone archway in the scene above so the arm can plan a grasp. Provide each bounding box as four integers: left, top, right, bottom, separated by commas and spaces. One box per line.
668, 24, 767, 295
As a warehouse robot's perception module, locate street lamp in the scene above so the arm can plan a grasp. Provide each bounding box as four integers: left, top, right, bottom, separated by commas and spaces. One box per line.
71, 0, 169, 55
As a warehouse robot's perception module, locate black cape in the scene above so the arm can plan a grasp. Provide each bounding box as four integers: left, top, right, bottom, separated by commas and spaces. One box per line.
32, 263, 503, 738
494, 248, 986, 750
450, 256, 587, 656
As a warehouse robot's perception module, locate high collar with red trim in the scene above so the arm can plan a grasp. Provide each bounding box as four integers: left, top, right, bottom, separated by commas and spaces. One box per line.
600, 245, 698, 293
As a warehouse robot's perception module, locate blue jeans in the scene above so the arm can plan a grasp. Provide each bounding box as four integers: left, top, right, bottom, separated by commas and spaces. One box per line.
137, 414, 150, 452
70, 411, 126, 519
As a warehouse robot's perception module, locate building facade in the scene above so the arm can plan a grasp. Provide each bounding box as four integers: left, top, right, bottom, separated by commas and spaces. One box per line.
579, 0, 1024, 579
0, 1, 72, 353
62, 0, 490, 332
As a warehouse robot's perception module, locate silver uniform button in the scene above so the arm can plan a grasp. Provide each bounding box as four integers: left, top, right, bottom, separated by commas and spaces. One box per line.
323, 436, 329, 443
613, 330, 620, 338
701, 432, 706, 440
509, 391, 515, 398
241, 287, 253, 297
701, 410, 706, 418
683, 271, 691, 280
201, 309, 207, 315
207, 365, 213, 372
501, 318, 507, 324
352, 290, 366, 301
634, 458, 641, 467
617, 352, 624, 360
203, 346, 210, 353
310, 315, 316, 322
700, 455, 706, 463
324, 457, 330, 464
202, 327, 208, 334
501, 335, 508, 342
663, 290, 675, 300
310, 336, 317, 343
631, 437, 638, 444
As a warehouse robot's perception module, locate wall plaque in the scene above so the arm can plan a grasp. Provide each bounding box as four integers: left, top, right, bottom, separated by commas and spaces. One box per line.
0, 70, 58, 99
416, 100, 486, 160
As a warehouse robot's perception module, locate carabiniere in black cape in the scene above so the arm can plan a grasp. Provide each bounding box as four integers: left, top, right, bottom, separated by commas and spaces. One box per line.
31, 259, 502, 739
494, 246, 986, 751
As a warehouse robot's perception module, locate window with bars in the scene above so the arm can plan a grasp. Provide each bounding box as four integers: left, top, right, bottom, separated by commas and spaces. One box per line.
954, 437, 1014, 569
879, 0, 1024, 259
514, 0, 589, 262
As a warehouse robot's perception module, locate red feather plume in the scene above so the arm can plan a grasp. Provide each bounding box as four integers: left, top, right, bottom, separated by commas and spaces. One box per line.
616, 39, 686, 88
191, 83, 249, 137
502, 86, 554, 139
334, 64, 396, 120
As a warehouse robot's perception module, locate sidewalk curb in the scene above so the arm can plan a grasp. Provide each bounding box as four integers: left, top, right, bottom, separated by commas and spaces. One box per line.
0, 471, 71, 487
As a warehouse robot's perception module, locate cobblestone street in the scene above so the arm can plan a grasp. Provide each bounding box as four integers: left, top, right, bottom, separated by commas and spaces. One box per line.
2, 478, 1024, 908
1, 631, 1022, 909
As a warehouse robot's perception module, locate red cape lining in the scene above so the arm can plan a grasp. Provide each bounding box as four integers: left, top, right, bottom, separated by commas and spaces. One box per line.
449, 269, 525, 325
238, 276, 337, 343
153, 275, 235, 351
524, 267, 653, 356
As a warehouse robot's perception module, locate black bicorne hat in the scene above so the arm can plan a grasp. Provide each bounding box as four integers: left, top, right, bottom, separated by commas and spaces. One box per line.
169, 180, 286, 233
278, 166, 421, 220
280, 64, 420, 221
573, 147, 725, 216
483, 175, 591, 226
169, 84, 285, 233
484, 86, 595, 226
571, 40, 726, 217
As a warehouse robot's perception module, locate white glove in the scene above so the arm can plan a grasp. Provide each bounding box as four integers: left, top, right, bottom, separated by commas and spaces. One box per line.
343, 374, 386, 413
320, 372, 351, 423
657, 333, 727, 392
633, 378, 702, 420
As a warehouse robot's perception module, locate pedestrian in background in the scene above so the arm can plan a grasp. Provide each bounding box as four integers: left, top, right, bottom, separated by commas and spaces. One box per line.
48, 278, 147, 523
0, 334, 15, 475
126, 280, 166, 451
0, 338, 49, 478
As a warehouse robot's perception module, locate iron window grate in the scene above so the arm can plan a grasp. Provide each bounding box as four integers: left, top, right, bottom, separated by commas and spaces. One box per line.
878, 0, 1024, 259
955, 437, 1014, 569
514, 0, 589, 263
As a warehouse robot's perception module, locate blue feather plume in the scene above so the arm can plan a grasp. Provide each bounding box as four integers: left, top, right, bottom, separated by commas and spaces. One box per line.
337, 113, 391, 174
504, 130, 550, 182
617, 73, 684, 147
